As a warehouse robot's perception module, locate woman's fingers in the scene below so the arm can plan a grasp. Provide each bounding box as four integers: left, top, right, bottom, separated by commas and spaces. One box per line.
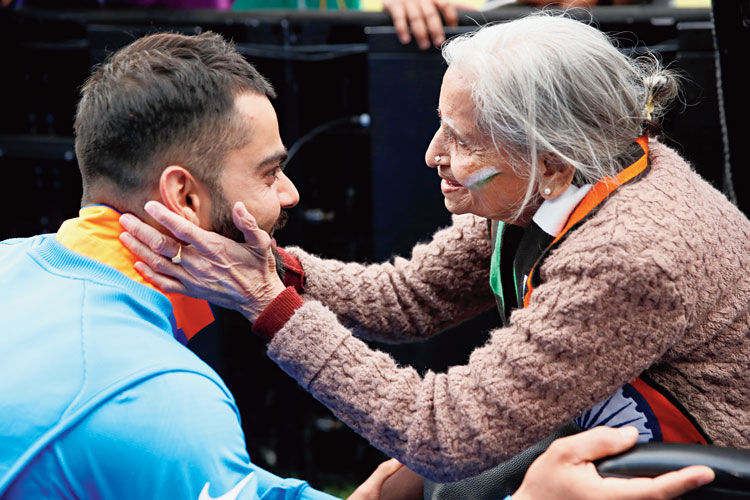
119, 230, 171, 272
120, 212, 181, 261
132, 261, 189, 295
232, 201, 272, 254
127, 201, 271, 262
120, 230, 194, 292
143, 201, 218, 255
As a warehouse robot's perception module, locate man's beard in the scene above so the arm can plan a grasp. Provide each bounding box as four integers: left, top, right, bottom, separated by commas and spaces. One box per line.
210, 196, 289, 243
210, 195, 288, 281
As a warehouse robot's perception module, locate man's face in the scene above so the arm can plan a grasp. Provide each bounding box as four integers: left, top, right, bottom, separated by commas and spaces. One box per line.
211, 93, 299, 242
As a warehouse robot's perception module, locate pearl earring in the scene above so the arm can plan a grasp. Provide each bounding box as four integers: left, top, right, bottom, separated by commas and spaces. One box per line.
543, 187, 551, 196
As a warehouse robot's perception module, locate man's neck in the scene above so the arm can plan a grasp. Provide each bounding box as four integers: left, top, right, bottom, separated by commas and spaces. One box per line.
56, 206, 214, 344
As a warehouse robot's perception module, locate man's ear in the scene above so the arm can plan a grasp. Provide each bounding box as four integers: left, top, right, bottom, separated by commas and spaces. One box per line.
158, 166, 211, 227
539, 153, 576, 200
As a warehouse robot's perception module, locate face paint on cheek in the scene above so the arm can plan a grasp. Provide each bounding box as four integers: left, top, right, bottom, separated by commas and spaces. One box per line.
463, 166, 500, 190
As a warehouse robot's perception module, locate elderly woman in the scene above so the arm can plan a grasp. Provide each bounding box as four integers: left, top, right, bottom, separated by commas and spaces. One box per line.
120, 12, 750, 485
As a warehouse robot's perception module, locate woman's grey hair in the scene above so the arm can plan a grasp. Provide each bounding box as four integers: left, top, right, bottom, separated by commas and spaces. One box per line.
442, 11, 680, 220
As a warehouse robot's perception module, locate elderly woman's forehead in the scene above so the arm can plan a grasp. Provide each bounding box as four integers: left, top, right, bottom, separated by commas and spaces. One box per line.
440, 67, 473, 103
439, 69, 477, 118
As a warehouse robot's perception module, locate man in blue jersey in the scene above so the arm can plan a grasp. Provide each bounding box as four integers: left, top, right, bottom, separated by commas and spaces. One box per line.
0, 31, 403, 500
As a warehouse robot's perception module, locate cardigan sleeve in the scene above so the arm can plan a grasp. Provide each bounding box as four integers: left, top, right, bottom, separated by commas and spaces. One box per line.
266, 236, 688, 483
283, 213, 495, 343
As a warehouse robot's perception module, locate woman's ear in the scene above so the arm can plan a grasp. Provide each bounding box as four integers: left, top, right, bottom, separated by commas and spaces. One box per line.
158, 166, 212, 227
539, 154, 576, 200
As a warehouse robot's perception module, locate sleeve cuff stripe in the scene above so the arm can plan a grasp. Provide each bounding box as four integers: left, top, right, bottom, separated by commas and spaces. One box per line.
251, 287, 304, 342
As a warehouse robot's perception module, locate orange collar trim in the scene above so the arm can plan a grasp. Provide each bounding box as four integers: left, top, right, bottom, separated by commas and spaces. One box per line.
56, 205, 214, 343
523, 135, 649, 308
554, 135, 649, 246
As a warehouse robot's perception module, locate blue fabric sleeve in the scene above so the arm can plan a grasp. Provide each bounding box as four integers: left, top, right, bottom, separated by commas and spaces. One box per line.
50, 371, 338, 500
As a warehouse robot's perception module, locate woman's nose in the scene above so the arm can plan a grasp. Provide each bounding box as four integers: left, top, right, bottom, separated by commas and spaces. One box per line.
425, 129, 445, 169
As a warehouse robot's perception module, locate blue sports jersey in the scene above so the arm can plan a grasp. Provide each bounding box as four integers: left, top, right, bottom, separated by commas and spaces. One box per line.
0, 233, 338, 500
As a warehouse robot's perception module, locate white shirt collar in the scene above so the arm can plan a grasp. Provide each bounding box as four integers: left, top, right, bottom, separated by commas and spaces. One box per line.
532, 184, 593, 237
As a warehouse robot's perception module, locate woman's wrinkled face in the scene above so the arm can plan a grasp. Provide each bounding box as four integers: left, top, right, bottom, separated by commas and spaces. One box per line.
425, 66, 531, 223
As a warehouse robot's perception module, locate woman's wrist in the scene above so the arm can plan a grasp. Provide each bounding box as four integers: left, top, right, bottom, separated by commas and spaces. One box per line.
276, 246, 306, 292
250, 286, 305, 341
237, 270, 287, 322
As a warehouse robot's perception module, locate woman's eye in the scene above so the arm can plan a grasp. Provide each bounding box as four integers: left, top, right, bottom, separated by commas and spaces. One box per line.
453, 136, 469, 149
446, 132, 461, 146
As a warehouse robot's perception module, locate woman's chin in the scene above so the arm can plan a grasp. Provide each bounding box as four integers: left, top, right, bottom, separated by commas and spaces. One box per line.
443, 198, 460, 214
443, 197, 477, 217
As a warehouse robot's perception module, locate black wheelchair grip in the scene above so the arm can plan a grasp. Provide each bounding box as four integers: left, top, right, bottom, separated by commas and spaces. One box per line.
596, 443, 750, 498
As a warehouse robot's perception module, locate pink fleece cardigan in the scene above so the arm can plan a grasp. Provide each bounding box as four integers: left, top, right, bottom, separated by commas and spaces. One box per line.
263, 140, 750, 482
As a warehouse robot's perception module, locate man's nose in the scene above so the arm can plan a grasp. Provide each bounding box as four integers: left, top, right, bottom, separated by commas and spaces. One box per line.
278, 171, 300, 208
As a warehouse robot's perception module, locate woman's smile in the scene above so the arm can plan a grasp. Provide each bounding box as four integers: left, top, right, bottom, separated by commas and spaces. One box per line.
440, 176, 465, 194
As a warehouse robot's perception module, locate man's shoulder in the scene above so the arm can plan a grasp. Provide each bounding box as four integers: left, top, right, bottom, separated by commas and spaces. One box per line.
0, 233, 51, 263
7, 371, 254, 500
0, 231, 231, 486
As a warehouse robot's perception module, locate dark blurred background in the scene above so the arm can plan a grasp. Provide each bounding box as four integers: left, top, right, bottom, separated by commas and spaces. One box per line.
1, 1, 746, 495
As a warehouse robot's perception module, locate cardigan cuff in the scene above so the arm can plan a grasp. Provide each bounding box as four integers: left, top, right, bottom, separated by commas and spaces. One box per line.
251, 286, 304, 342
276, 246, 306, 293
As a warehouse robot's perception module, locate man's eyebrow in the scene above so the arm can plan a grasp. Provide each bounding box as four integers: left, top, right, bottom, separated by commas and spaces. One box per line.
257, 150, 289, 170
